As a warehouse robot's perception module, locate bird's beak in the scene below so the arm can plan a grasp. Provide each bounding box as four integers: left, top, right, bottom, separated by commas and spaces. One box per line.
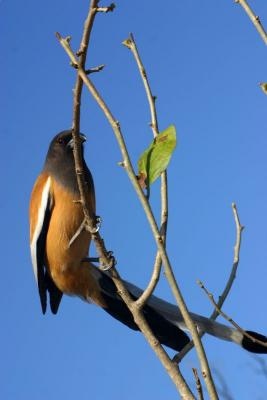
67, 133, 87, 149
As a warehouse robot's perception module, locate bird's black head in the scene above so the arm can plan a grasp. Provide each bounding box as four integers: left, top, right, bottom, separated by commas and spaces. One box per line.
43, 130, 87, 193
46, 130, 86, 159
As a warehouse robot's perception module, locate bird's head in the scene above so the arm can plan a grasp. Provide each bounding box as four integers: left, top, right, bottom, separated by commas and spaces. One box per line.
43, 130, 87, 184
47, 130, 87, 158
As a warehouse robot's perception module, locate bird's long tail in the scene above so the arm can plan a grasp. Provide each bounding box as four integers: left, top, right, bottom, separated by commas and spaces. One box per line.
89, 265, 267, 353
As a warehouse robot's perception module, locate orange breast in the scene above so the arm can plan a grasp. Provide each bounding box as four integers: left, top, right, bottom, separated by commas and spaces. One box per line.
45, 178, 106, 307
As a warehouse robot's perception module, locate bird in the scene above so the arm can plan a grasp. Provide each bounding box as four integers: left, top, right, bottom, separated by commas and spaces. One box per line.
29, 130, 267, 354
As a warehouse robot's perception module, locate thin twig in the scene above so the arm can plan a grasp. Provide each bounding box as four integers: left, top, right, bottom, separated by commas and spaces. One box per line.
192, 368, 204, 400
212, 203, 244, 317
197, 279, 267, 348
235, 0, 267, 45
123, 33, 167, 308
56, 33, 218, 400
123, 33, 159, 137
174, 203, 244, 362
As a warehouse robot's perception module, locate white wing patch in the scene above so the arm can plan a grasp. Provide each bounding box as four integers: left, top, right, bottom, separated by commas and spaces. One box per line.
30, 177, 51, 283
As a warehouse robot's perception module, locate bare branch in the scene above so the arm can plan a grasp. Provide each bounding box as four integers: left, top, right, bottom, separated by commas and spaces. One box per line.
197, 279, 267, 349
235, 0, 267, 45
56, 32, 219, 400
211, 203, 244, 316
123, 33, 167, 308
174, 203, 244, 362
192, 368, 204, 400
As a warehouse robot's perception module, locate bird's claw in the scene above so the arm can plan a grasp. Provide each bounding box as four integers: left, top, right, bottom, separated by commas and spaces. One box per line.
100, 251, 117, 271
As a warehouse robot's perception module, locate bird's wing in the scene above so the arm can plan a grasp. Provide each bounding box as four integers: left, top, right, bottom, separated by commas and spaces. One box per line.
29, 173, 62, 314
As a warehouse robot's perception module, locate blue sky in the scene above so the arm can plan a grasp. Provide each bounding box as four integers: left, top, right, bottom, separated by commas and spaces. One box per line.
1, 1, 267, 399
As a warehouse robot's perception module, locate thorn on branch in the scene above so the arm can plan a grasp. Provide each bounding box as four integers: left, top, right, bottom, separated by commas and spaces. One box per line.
76, 50, 84, 57
113, 120, 120, 129
96, 3, 116, 13
85, 64, 105, 74
122, 35, 134, 49
157, 236, 163, 244
76, 43, 87, 57
70, 61, 79, 69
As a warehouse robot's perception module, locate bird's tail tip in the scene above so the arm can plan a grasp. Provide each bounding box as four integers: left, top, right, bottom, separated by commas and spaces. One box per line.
242, 330, 267, 354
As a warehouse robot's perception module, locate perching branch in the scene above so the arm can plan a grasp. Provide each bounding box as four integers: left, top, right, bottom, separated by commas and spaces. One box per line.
56, 1, 115, 270
174, 203, 244, 363
234, 0, 267, 45
123, 33, 167, 309
198, 279, 267, 349
56, 24, 219, 400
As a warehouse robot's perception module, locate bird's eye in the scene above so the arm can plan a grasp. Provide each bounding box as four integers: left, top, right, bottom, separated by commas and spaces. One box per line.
57, 138, 64, 144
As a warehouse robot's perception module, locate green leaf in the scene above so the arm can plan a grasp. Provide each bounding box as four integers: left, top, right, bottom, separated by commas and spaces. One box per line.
138, 125, 177, 188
